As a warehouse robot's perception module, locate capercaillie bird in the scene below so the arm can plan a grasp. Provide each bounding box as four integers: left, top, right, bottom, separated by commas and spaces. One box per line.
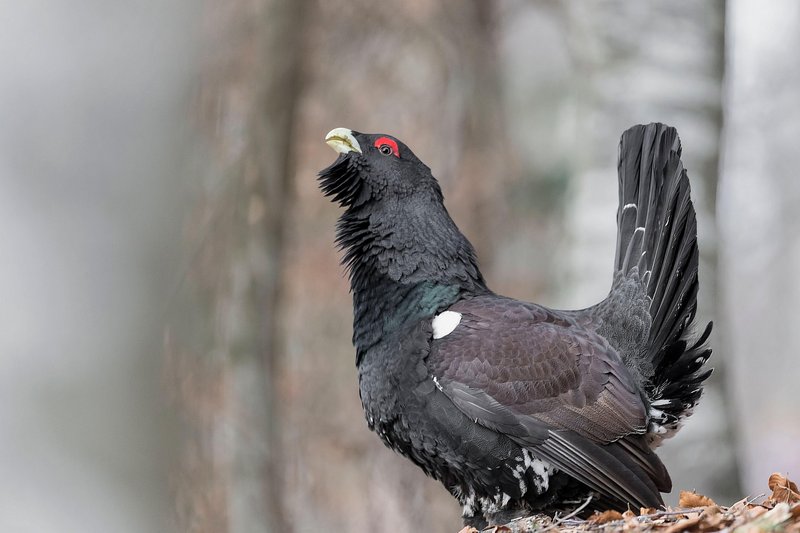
318, 124, 711, 528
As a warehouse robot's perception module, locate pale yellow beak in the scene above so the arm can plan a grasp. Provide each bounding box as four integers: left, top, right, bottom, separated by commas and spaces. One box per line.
325, 127, 362, 154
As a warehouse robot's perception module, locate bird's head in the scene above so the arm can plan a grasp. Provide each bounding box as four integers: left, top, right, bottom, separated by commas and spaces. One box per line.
319, 128, 486, 357
318, 127, 439, 208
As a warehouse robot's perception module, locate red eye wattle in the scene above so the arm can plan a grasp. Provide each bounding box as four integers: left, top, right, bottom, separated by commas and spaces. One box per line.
374, 137, 400, 158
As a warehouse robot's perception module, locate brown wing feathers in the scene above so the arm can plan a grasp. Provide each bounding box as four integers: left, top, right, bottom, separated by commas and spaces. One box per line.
431, 295, 669, 508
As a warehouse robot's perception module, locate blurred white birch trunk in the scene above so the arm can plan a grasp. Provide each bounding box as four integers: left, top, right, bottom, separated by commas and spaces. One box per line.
719, 0, 800, 495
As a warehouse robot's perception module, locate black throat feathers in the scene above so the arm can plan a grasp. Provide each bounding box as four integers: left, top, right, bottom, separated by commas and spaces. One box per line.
335, 188, 488, 365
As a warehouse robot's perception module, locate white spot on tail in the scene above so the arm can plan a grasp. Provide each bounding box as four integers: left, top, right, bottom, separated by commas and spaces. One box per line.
623, 203, 637, 210
432, 311, 462, 339
521, 449, 553, 493
647, 404, 695, 447
500, 492, 511, 507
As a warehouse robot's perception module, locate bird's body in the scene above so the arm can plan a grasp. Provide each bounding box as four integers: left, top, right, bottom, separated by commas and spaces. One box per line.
319, 124, 711, 528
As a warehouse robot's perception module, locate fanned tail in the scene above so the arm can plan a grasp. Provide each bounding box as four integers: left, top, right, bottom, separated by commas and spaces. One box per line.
613, 123, 712, 446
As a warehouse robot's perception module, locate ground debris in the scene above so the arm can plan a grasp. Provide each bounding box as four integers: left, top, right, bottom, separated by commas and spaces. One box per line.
679, 490, 716, 508
473, 473, 800, 533
588, 510, 624, 524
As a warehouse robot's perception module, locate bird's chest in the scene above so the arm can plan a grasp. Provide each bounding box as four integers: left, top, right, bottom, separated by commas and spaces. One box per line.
357, 338, 427, 419
357, 324, 432, 452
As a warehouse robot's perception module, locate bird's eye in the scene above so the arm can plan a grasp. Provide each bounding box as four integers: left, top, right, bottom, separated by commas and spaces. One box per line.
374, 137, 400, 158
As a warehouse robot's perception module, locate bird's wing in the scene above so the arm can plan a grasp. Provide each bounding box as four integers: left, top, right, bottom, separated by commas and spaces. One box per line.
428, 296, 670, 507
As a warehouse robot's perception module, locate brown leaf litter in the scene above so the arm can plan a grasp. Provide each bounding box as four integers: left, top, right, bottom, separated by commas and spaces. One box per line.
462, 473, 800, 533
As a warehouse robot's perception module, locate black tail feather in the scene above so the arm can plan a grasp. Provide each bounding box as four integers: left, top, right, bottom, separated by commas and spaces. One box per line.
613, 123, 712, 445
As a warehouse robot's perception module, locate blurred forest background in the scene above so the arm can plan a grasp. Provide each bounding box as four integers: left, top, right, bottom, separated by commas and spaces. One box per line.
1, 1, 799, 532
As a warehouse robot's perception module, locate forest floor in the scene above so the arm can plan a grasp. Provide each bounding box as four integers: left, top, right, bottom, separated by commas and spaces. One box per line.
460, 474, 800, 533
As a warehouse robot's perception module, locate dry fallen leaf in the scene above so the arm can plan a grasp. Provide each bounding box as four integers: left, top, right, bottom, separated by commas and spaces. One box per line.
588, 510, 623, 524
768, 473, 800, 503
735, 502, 793, 533
663, 513, 704, 533
746, 506, 769, 520
704, 505, 721, 516
680, 490, 717, 508
457, 527, 479, 533
640, 507, 657, 516
701, 508, 730, 531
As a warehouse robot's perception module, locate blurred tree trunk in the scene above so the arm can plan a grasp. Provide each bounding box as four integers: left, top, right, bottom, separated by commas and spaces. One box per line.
719, 0, 800, 495
563, 0, 739, 503
446, 0, 512, 271
169, 1, 308, 532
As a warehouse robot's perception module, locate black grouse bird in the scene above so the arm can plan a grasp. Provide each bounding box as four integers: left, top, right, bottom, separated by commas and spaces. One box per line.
318, 124, 711, 528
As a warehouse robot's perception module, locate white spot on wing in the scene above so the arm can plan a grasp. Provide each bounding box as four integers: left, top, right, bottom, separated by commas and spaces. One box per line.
432, 310, 462, 339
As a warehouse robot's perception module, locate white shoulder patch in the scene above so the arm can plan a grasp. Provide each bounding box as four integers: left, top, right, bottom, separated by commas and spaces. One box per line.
432, 311, 462, 339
